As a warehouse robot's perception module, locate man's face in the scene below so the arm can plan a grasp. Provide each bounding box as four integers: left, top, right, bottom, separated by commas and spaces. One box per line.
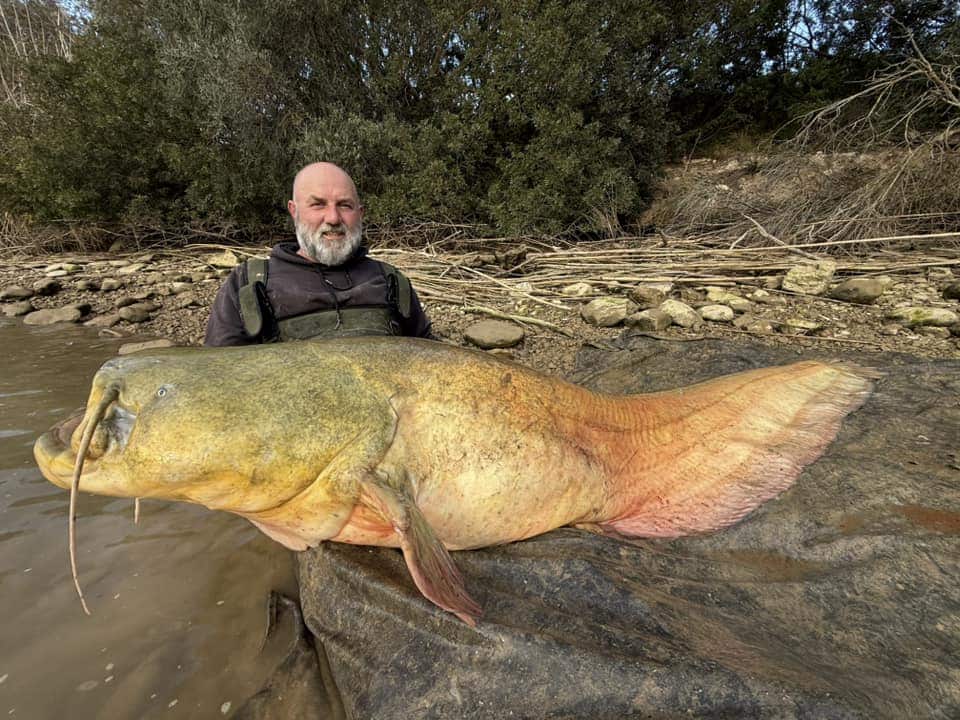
288, 167, 365, 265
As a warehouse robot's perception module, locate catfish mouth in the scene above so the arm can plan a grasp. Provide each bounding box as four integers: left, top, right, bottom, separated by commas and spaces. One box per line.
35, 399, 136, 489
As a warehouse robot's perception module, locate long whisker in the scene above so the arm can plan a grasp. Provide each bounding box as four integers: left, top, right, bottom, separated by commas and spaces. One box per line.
70, 384, 120, 616
134, 498, 141, 524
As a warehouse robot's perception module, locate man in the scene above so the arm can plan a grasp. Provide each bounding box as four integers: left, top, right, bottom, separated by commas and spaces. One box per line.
205, 162, 432, 346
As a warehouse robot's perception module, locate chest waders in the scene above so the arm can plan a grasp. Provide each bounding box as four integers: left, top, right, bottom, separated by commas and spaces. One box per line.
236, 257, 413, 342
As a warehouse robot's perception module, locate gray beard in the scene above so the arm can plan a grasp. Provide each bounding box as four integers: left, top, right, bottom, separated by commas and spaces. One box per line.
295, 220, 363, 266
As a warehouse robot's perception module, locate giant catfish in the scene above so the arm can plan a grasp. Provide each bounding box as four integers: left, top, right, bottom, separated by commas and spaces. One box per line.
34, 337, 877, 624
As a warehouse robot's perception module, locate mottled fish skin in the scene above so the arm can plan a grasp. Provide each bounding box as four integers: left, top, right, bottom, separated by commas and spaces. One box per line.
34, 337, 877, 622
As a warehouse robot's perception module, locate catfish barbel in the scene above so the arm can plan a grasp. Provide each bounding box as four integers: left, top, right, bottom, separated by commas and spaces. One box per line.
34, 337, 877, 624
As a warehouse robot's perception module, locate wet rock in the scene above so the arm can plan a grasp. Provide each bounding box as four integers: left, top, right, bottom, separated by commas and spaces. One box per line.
287, 337, 960, 720
2, 300, 34, 317
118, 302, 157, 323
733, 314, 775, 334
699, 304, 735, 323
626, 285, 666, 308
32, 278, 61, 296
624, 308, 672, 331
943, 282, 960, 301
118, 338, 176, 355
580, 297, 638, 327
206, 250, 240, 269
99, 279, 123, 291
84, 313, 121, 328
0, 285, 33, 300
74, 279, 100, 291
830, 277, 887, 304
781, 260, 837, 296
23, 306, 83, 325
463, 320, 525, 349
886, 306, 959, 328
658, 299, 701, 328
560, 282, 593, 297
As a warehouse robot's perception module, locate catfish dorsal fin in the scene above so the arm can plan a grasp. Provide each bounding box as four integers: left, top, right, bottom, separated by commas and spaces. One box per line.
361, 470, 482, 625
601, 361, 878, 538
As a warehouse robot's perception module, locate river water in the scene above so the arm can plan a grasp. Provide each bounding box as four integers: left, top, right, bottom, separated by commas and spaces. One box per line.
0, 319, 296, 719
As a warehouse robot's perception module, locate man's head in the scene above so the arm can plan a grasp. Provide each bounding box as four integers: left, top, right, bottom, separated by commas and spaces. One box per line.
287, 162, 364, 265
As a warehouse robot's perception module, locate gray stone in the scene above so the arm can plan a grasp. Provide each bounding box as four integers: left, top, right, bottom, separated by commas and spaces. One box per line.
626, 285, 667, 308
32, 278, 61, 296
84, 313, 122, 328
580, 297, 638, 327
0, 285, 33, 300
206, 250, 240, 269
1, 300, 34, 317
624, 308, 672, 331
704, 287, 753, 313
748, 289, 787, 306
779, 317, 823, 334
943, 282, 960, 301
118, 303, 157, 323
699, 304, 735, 323
116, 262, 148, 276
100, 278, 123, 291
560, 282, 594, 298
658, 299, 701, 328
781, 260, 837, 295
464, 320, 525, 349
829, 278, 887, 304
917, 326, 951, 339
733, 314, 774, 334
170, 282, 193, 294
173, 294, 199, 309
45, 269, 70, 278
118, 338, 177, 355
22, 306, 82, 325
886, 306, 960, 328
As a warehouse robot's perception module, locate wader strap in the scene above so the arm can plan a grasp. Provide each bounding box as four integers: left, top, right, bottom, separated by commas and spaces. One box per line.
238, 257, 277, 341
278, 307, 401, 340
380, 262, 412, 320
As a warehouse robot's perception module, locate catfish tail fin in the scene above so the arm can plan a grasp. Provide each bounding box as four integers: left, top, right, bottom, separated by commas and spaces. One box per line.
599, 361, 879, 538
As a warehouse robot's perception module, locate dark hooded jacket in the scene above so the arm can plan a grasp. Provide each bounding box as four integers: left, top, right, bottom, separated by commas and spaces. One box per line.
204, 242, 432, 347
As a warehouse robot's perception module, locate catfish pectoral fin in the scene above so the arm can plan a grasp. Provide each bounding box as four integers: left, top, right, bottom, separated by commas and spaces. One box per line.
361, 474, 482, 626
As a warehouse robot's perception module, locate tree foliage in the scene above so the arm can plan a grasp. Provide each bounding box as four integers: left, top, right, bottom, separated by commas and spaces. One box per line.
0, 0, 957, 236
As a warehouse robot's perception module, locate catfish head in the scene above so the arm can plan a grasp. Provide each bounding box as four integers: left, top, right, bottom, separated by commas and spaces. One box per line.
34, 347, 388, 515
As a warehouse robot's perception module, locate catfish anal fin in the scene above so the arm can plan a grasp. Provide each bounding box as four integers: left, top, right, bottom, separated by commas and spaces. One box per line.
361, 473, 482, 626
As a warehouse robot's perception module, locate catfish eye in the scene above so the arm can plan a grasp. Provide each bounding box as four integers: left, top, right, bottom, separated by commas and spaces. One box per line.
156, 387, 168, 398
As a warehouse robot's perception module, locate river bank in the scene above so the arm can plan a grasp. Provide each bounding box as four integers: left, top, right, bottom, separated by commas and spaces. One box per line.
1, 241, 958, 371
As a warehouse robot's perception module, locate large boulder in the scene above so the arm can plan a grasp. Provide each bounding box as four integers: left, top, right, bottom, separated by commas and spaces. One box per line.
241, 336, 960, 719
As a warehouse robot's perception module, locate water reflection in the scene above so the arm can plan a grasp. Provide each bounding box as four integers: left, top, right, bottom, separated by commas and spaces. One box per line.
0, 319, 295, 719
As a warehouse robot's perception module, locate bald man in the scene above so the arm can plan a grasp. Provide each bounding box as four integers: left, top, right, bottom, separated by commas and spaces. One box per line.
204, 162, 433, 345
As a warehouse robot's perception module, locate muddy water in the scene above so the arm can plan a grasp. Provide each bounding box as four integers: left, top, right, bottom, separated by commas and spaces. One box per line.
0, 320, 296, 719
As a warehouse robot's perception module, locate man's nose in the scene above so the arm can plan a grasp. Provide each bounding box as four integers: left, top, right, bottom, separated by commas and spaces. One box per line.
323, 205, 342, 226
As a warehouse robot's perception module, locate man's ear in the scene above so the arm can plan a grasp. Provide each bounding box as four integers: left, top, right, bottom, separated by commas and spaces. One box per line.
287, 200, 297, 222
